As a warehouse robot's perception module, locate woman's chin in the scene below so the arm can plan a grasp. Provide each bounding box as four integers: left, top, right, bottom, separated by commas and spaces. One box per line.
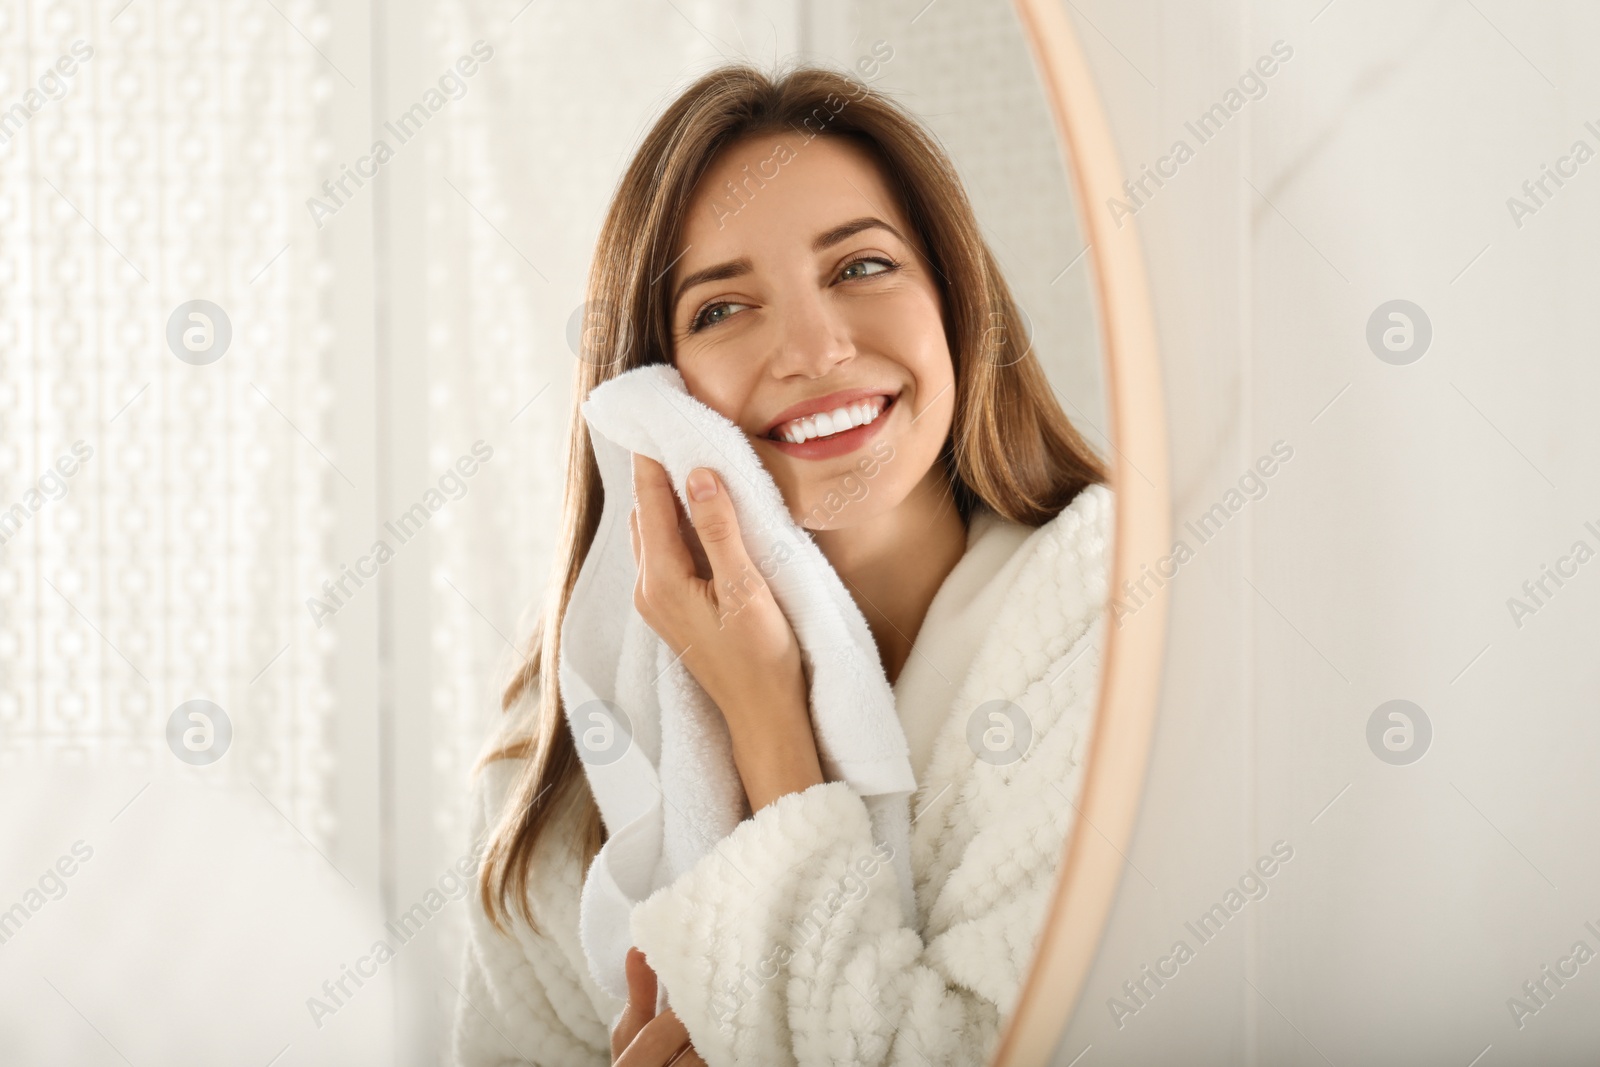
792, 491, 894, 533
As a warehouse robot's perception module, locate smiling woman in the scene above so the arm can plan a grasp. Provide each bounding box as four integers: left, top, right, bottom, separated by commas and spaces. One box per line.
456, 63, 1111, 1067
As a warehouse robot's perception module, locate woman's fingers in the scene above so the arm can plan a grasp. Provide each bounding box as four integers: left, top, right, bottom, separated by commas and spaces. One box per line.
665, 1039, 708, 1066
632, 453, 695, 587
610, 947, 658, 1062
677, 506, 713, 581
608, 950, 702, 1067
613, 1007, 694, 1067
682, 467, 762, 602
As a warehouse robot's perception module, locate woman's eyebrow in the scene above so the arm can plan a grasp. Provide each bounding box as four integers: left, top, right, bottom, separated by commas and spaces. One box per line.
813, 215, 905, 251
670, 217, 905, 313
672, 256, 753, 313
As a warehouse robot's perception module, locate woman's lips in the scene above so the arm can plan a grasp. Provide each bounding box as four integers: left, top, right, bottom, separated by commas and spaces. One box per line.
760, 386, 897, 437
760, 393, 897, 461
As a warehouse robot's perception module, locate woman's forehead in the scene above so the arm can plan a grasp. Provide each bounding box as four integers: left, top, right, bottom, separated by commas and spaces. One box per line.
672, 135, 910, 276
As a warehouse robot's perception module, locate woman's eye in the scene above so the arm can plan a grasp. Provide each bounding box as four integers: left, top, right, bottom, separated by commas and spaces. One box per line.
691, 301, 748, 332
839, 257, 896, 282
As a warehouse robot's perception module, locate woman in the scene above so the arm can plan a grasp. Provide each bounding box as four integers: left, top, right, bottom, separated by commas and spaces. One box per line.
454, 63, 1113, 1067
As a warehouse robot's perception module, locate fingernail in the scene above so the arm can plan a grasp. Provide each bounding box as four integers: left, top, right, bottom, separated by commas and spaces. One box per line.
687, 467, 717, 501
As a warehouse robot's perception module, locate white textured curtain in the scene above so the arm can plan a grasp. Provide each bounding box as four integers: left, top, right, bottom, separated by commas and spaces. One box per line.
0, 0, 336, 814
0, 1, 374, 1064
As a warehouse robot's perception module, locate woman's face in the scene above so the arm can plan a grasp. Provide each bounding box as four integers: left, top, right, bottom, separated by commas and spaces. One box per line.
668, 133, 956, 530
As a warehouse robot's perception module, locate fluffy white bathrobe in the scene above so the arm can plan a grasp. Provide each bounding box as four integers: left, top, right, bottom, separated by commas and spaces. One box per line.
453, 482, 1113, 1067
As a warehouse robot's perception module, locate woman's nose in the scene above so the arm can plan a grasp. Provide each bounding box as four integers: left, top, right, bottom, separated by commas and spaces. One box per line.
770, 293, 854, 378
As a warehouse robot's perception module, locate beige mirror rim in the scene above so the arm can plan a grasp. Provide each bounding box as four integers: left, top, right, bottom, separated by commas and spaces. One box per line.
990, 2, 1172, 1063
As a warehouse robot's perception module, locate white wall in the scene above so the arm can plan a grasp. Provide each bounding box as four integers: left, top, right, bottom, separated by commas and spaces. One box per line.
1056, 2, 1600, 1064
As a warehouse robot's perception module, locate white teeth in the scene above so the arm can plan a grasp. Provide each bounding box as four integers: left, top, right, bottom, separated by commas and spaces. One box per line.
774, 396, 888, 444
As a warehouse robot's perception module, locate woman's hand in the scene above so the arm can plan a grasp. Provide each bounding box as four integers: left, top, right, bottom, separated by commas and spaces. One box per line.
628, 452, 803, 721
628, 453, 825, 811
611, 948, 706, 1066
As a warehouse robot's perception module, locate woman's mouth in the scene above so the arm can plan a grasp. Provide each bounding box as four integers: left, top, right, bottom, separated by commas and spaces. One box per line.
761, 392, 898, 461
769, 393, 892, 444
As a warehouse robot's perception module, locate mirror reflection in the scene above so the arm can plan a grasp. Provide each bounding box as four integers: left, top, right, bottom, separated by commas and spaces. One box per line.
461, 10, 1115, 1067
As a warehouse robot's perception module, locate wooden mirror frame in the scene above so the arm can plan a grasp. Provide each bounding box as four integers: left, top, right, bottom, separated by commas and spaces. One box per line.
991, 2, 1171, 1063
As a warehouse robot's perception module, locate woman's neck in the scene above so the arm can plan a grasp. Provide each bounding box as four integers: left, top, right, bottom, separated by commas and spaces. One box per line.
809, 468, 969, 686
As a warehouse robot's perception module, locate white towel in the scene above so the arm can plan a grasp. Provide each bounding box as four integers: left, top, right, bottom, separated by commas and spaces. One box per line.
558, 363, 919, 1005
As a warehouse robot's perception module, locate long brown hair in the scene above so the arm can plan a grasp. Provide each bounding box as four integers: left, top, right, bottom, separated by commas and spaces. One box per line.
476, 63, 1108, 933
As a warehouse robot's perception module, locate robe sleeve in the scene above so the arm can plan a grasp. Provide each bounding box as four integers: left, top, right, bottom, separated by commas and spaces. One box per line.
452, 757, 615, 1067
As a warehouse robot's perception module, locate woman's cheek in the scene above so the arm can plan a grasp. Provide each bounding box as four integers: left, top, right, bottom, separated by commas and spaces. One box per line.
675, 358, 748, 428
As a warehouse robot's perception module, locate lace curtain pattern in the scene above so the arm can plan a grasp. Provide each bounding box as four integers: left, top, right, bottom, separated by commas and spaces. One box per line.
0, 0, 336, 837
